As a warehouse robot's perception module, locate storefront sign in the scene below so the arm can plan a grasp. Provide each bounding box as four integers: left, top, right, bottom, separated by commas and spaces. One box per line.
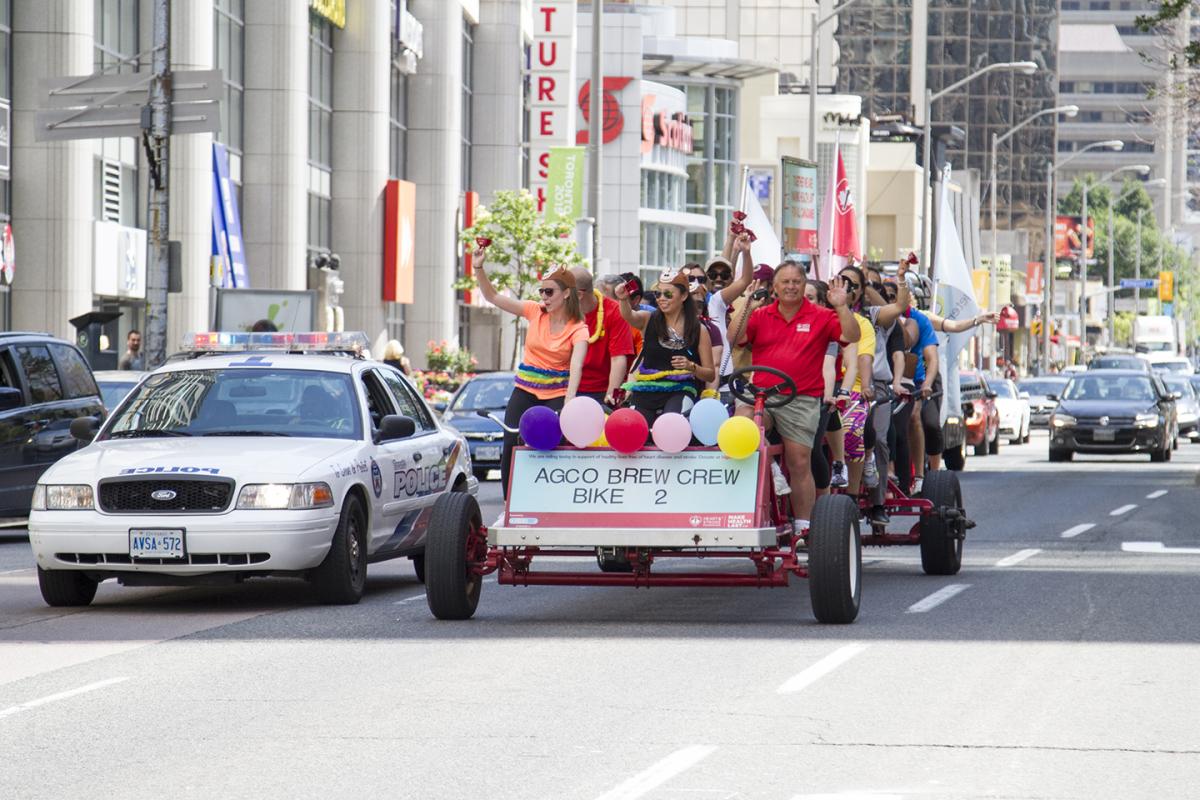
979, 254, 1011, 309
383, 179, 416, 304
578, 77, 633, 146
545, 146, 585, 225
93, 221, 146, 299
0, 223, 14, 285
506, 449, 760, 529
309, 0, 346, 28
529, 1, 577, 214
1054, 215, 1094, 260
781, 156, 818, 255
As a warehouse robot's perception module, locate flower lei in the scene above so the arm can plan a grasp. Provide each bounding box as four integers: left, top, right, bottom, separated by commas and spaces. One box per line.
587, 289, 605, 344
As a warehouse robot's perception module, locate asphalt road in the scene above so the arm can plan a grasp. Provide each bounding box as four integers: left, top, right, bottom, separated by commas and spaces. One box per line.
2, 431, 1199, 799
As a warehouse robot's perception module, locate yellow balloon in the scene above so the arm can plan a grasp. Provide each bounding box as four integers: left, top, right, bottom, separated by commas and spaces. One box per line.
589, 431, 609, 448
717, 416, 761, 460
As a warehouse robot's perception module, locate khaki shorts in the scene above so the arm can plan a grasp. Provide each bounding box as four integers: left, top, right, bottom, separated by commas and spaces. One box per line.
737, 394, 821, 446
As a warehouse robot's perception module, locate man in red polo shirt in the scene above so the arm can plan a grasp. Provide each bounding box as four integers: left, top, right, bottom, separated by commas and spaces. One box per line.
731, 262, 860, 531
571, 267, 634, 406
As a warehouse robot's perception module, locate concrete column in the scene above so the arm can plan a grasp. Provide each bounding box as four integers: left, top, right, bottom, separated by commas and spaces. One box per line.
241, 0, 308, 291
330, 0, 389, 342
407, 0, 464, 363
167, 0, 215, 344
11, 1, 95, 340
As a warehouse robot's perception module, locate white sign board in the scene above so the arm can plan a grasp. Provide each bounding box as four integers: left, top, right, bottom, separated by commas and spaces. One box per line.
528, 1, 577, 215
93, 220, 146, 299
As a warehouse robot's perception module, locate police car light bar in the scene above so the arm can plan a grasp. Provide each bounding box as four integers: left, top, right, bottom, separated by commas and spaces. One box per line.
183, 331, 370, 354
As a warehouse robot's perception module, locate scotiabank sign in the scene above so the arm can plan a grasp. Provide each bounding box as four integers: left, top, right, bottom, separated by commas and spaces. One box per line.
640, 94, 694, 155
529, 2, 577, 214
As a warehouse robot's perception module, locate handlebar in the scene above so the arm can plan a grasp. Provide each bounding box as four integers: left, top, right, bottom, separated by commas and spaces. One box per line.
476, 409, 519, 434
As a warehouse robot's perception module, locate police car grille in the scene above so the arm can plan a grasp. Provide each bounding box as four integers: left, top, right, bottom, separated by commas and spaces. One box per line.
98, 479, 234, 513
56, 552, 269, 566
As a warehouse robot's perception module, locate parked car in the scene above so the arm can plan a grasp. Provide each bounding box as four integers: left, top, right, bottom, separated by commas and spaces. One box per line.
1049, 369, 1177, 462
960, 370, 1000, 457
440, 372, 515, 481
1162, 375, 1200, 443
92, 370, 145, 413
1146, 354, 1194, 375
991, 378, 1031, 444
1018, 376, 1069, 428
1089, 354, 1152, 372
0, 333, 105, 516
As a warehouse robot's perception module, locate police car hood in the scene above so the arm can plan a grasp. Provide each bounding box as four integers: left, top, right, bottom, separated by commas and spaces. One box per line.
44, 437, 360, 485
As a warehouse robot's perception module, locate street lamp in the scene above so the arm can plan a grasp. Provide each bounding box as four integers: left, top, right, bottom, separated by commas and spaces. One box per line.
808, 0, 867, 162
1078, 164, 1151, 357
1108, 178, 1165, 343
920, 60, 1038, 270
1040, 139, 1124, 373
987, 104, 1078, 370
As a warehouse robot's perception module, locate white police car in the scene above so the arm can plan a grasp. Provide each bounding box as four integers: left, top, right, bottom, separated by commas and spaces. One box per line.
28, 332, 479, 607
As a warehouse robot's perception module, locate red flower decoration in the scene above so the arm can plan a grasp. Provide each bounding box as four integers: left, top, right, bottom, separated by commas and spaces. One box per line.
730, 221, 745, 235
732, 211, 747, 222
476, 236, 492, 248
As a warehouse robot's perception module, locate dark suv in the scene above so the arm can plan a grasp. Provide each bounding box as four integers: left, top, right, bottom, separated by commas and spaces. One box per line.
0, 333, 103, 516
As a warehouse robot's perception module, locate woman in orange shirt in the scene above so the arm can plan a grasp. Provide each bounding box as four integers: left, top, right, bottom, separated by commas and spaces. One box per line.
472, 248, 589, 496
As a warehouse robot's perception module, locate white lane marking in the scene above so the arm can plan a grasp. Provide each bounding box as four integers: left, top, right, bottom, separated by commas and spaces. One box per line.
392, 593, 426, 605
1110, 504, 1137, 516
593, 745, 717, 800
1146, 490, 1168, 499
0, 568, 31, 576
906, 584, 970, 613
995, 548, 1042, 568
1061, 523, 1096, 539
1123, 541, 1200, 555
792, 794, 903, 800
776, 643, 869, 695
0, 676, 128, 719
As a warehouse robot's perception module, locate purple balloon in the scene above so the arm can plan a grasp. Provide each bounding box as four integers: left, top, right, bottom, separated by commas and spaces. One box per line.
519, 405, 562, 451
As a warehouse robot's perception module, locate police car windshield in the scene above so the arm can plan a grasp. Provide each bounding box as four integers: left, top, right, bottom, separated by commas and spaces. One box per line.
103, 368, 362, 441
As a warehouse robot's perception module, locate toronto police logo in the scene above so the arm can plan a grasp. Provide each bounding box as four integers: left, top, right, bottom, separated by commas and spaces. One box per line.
370, 459, 383, 498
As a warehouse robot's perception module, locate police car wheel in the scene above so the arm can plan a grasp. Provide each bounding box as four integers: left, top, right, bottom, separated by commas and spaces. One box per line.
425, 492, 484, 620
311, 494, 368, 605
807, 494, 861, 624
410, 554, 426, 584
37, 567, 98, 607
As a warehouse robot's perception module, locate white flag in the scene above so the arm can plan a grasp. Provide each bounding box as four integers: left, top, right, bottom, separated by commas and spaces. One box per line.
931, 167, 980, 424
742, 176, 782, 268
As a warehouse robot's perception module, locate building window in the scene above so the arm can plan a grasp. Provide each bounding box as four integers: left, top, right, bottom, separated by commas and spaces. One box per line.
665, 82, 738, 263
93, 0, 139, 230
461, 16, 475, 192
389, 0, 409, 180
308, 13, 334, 256
214, 0, 245, 186
94, 0, 139, 72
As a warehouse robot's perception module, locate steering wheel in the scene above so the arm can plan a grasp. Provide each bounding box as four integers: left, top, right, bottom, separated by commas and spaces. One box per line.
728, 365, 798, 409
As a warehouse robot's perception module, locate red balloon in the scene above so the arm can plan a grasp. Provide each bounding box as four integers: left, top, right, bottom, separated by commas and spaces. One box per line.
604, 408, 649, 454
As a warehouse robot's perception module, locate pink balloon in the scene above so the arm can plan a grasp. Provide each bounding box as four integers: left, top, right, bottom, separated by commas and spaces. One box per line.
651, 412, 692, 453
559, 396, 607, 448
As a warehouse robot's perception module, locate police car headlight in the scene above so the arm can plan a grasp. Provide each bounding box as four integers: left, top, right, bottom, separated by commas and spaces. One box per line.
237, 483, 334, 510
34, 485, 94, 511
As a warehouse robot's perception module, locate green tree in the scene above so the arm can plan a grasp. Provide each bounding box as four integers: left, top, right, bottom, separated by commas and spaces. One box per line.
455, 189, 585, 367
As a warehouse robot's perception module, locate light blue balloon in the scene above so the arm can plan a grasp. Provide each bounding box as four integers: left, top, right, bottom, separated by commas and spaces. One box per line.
689, 398, 729, 446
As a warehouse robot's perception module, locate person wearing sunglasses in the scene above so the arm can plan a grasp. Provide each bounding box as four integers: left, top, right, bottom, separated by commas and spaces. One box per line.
686, 264, 724, 397
832, 264, 878, 517
472, 249, 588, 497
706, 230, 754, 378
616, 269, 715, 427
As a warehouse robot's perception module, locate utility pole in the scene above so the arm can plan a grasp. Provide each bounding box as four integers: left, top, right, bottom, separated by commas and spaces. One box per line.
144, 0, 171, 367
1079, 184, 1089, 357
1135, 208, 1142, 316
1107, 208, 1115, 345
1042, 160, 1053, 374
588, 1, 602, 271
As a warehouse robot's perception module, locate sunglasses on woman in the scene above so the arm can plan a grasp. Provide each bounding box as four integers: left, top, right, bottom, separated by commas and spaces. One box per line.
658, 290, 679, 300
537, 287, 557, 297
842, 280, 860, 292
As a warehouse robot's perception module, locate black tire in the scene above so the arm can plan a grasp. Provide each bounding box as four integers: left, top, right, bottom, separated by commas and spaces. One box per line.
425, 492, 484, 620
596, 551, 633, 573
807, 494, 861, 624
1049, 448, 1073, 462
37, 567, 98, 607
410, 554, 426, 583
311, 493, 368, 604
944, 445, 965, 471
919, 471, 964, 576
988, 429, 1000, 455
472, 467, 491, 482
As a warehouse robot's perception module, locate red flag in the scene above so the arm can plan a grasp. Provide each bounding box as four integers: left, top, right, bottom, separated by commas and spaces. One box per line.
817, 144, 862, 279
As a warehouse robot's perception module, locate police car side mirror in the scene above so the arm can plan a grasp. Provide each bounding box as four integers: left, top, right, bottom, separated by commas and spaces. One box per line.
70, 416, 101, 443
376, 414, 417, 443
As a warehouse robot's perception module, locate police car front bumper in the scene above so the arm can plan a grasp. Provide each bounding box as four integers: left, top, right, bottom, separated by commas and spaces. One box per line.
29, 508, 341, 576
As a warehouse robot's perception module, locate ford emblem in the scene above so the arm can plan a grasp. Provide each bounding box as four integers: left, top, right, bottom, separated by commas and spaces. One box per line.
151, 489, 178, 501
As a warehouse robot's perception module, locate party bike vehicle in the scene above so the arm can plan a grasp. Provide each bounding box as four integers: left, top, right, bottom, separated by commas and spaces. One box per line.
27, 331, 476, 607
419, 366, 872, 625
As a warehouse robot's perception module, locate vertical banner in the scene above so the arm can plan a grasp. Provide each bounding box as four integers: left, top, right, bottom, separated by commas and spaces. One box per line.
529, 1, 577, 215
212, 143, 248, 288
781, 156, 818, 255
545, 146, 585, 225
1025, 261, 1043, 303
383, 178, 416, 304
1158, 271, 1174, 302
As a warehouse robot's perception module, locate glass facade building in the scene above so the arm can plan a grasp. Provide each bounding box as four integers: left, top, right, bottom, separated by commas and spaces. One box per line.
836, 0, 1059, 230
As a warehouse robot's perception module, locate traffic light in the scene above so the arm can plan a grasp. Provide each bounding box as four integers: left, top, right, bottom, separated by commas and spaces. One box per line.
1158, 271, 1174, 302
